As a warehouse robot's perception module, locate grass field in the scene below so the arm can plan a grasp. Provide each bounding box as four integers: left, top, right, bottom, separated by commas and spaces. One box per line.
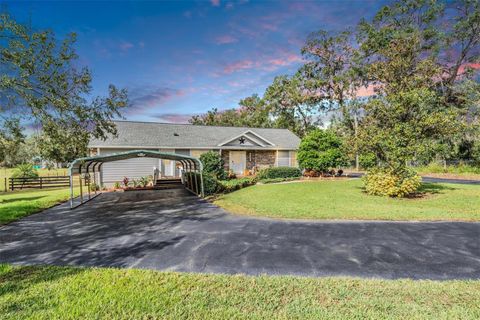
0, 167, 68, 192
0, 187, 81, 225
215, 179, 480, 221
0, 264, 479, 319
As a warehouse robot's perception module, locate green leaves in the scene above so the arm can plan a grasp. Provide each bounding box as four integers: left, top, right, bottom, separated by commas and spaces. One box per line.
0, 13, 128, 164
298, 129, 347, 173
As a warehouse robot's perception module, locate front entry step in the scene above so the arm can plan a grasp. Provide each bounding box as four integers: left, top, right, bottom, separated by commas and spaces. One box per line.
156, 178, 181, 185
155, 178, 183, 189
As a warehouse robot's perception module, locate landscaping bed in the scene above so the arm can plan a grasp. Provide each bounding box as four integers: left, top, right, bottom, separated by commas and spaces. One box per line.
214, 179, 480, 221
1, 264, 479, 319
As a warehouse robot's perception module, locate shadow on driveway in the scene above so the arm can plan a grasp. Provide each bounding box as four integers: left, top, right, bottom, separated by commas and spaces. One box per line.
1, 188, 479, 280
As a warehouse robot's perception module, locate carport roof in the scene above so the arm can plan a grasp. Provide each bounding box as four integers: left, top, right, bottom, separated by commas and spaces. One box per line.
69, 149, 202, 175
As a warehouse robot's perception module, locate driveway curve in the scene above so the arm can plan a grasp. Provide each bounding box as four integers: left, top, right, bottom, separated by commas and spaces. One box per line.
1, 189, 479, 280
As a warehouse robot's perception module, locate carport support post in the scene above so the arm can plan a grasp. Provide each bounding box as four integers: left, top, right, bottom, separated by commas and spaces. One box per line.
79, 174, 83, 204
187, 161, 193, 191
192, 162, 199, 195
199, 170, 204, 197
86, 163, 92, 200
69, 174, 74, 209
93, 165, 97, 195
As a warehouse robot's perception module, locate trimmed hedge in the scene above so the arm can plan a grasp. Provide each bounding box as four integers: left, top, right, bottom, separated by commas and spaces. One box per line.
217, 177, 257, 193
183, 173, 256, 196
257, 167, 302, 180
259, 177, 300, 184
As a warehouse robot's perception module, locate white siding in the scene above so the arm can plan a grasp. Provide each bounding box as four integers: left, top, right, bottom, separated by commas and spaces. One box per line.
99, 148, 158, 185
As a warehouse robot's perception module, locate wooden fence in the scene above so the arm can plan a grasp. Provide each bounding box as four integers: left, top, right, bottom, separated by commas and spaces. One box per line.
9, 176, 70, 191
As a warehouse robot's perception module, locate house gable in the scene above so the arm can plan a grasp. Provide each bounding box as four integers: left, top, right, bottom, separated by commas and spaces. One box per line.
217, 130, 275, 148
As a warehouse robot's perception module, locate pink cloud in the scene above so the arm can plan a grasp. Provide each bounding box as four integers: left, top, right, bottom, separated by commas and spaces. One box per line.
458, 63, 480, 75
267, 53, 302, 67
260, 22, 278, 31
356, 85, 377, 97
223, 59, 254, 74
215, 35, 238, 44
210, 0, 220, 6
119, 41, 134, 52
128, 87, 185, 114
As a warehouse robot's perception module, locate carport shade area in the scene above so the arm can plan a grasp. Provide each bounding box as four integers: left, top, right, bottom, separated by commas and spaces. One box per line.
68, 149, 204, 208
1, 189, 480, 280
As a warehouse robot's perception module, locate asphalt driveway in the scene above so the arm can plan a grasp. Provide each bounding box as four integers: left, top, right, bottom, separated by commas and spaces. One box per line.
1, 189, 479, 280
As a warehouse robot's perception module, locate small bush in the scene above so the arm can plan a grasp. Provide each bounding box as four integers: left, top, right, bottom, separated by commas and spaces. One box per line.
89, 183, 100, 192
359, 153, 377, 170
257, 167, 302, 180
11, 164, 39, 178
113, 182, 121, 189
259, 177, 300, 184
122, 177, 129, 187
202, 173, 219, 196
200, 151, 227, 180
363, 167, 422, 197
217, 177, 257, 193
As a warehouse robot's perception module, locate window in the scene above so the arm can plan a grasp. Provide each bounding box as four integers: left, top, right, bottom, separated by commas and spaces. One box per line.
277, 150, 290, 167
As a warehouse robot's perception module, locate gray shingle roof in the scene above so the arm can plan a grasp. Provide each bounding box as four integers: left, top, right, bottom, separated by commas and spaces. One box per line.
89, 121, 301, 150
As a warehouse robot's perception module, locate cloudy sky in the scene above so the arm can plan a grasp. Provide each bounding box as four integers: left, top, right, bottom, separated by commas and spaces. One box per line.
8, 0, 388, 123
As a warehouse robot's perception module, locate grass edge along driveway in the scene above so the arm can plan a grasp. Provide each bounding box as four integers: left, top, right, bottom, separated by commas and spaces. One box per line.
214, 179, 480, 221
1, 264, 479, 319
0, 187, 76, 225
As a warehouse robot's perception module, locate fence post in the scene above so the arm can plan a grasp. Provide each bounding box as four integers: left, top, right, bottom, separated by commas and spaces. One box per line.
40, 177, 43, 189
10, 178, 13, 191
4, 177, 6, 192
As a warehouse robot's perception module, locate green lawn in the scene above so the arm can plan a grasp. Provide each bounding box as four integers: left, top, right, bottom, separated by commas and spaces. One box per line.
1, 264, 479, 319
0, 187, 78, 225
215, 179, 480, 221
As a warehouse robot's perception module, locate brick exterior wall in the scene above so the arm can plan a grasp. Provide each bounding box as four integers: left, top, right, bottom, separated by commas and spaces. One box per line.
221, 150, 229, 171
254, 150, 276, 169
222, 150, 276, 172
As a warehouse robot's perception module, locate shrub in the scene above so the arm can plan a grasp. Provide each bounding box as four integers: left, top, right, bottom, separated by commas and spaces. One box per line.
257, 167, 302, 180
363, 167, 422, 197
259, 177, 300, 184
11, 164, 39, 178
200, 151, 226, 180
217, 177, 257, 193
359, 153, 377, 170
122, 177, 129, 187
297, 129, 347, 173
89, 183, 100, 192
202, 173, 219, 196
113, 182, 121, 189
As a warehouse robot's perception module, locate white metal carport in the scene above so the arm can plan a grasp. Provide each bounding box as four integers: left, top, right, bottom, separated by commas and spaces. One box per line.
68, 150, 204, 209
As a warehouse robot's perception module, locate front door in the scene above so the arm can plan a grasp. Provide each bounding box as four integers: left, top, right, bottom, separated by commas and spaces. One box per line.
229, 151, 246, 175
163, 159, 174, 176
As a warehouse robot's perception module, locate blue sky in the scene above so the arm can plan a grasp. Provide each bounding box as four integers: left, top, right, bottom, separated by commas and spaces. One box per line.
8, 0, 388, 123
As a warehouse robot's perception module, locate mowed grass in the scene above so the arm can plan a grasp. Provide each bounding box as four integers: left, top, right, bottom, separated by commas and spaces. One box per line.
215, 179, 480, 221
0, 187, 79, 225
1, 264, 479, 320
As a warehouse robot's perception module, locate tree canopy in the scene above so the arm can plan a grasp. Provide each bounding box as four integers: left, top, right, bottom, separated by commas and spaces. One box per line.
0, 13, 128, 164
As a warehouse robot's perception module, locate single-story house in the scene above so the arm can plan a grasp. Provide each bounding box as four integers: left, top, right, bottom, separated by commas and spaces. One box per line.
89, 121, 301, 185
